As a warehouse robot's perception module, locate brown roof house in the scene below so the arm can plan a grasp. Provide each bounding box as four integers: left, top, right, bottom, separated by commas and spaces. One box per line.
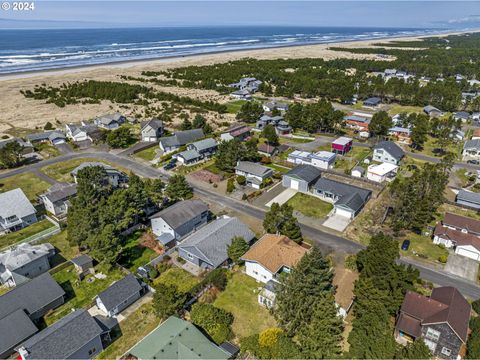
395, 287, 471, 359
434, 213, 480, 261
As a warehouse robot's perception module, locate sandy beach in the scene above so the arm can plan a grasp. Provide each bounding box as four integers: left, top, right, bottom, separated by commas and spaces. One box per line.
0, 30, 474, 135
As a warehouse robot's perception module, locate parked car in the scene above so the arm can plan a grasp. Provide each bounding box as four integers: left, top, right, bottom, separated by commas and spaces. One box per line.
401, 240, 410, 251
467, 159, 480, 165
163, 162, 176, 170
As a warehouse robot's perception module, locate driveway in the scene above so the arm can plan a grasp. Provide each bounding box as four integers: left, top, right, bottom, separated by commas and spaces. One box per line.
444, 253, 479, 282
265, 188, 297, 207
322, 214, 351, 232
55, 143, 73, 154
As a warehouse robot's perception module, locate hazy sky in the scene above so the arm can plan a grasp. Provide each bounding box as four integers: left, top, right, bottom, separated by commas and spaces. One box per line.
1, 1, 480, 29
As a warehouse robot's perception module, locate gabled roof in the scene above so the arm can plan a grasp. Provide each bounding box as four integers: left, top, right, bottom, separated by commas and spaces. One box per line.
96, 274, 142, 312
363, 97, 381, 105
423, 105, 442, 114
177, 149, 201, 161
26, 131, 64, 142
179, 216, 255, 268
40, 183, 77, 204
0, 138, 33, 150
141, 118, 163, 132
0, 309, 38, 357
0, 273, 65, 320
457, 189, 480, 205
374, 140, 405, 161
17, 309, 104, 359
70, 254, 93, 268
313, 178, 371, 212
332, 137, 352, 146
464, 138, 480, 150
235, 161, 273, 178
443, 212, 480, 234
125, 316, 230, 359
434, 225, 480, 251
191, 138, 217, 152
257, 143, 277, 155
159, 129, 205, 148
150, 200, 209, 230
0, 188, 36, 221
241, 234, 309, 274
0, 243, 53, 272
284, 164, 322, 185
95, 112, 124, 125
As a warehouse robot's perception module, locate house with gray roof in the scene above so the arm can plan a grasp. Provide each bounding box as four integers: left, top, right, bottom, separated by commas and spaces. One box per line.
454, 111, 471, 122
456, 189, 480, 210
178, 216, 255, 270
65, 123, 102, 143
373, 140, 405, 165
70, 162, 127, 187
141, 118, 163, 142
0, 138, 34, 155
16, 309, 108, 360
150, 199, 209, 246
313, 178, 372, 219
423, 105, 443, 118
0, 188, 37, 234
282, 165, 322, 193
95, 274, 144, 317
159, 129, 205, 153
39, 183, 77, 217
0, 273, 65, 358
363, 97, 382, 107
463, 139, 480, 160
71, 254, 94, 279
263, 101, 289, 113
0, 243, 55, 287
94, 112, 126, 130
26, 131, 66, 146
175, 138, 218, 165
235, 161, 273, 189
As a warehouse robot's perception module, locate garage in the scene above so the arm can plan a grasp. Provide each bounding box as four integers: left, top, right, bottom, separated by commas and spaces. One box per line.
334, 206, 354, 219
290, 179, 300, 191
455, 245, 480, 261
52, 138, 66, 145
282, 165, 321, 193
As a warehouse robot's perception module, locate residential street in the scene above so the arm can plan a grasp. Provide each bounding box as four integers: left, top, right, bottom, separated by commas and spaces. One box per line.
2, 149, 480, 298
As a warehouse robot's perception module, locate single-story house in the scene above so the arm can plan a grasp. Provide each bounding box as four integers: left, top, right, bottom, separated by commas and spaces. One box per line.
312, 178, 372, 219
159, 129, 205, 153
471, 128, 480, 140
220, 125, 251, 142
95, 274, 144, 317
456, 189, 480, 209
275, 120, 292, 135
0, 243, 55, 287
65, 124, 102, 143
230, 89, 252, 100
94, 112, 126, 130
282, 164, 322, 193
388, 126, 411, 143
71, 254, 95, 279
141, 118, 163, 142
0, 273, 65, 358
287, 150, 336, 170
367, 162, 398, 183
263, 101, 289, 113
175, 150, 203, 165
16, 309, 108, 360
70, 162, 127, 187
257, 143, 278, 157
331, 137, 352, 155
123, 316, 233, 360
39, 183, 77, 217
394, 287, 470, 360
454, 111, 471, 122
442, 212, 480, 236
0, 188, 37, 234
363, 97, 381, 107
150, 199, 209, 247
242, 234, 309, 284
452, 129, 465, 141
423, 105, 443, 118
0, 138, 34, 156
462, 139, 480, 160
351, 166, 365, 178
373, 140, 405, 165
178, 216, 255, 270
433, 224, 480, 261
26, 131, 66, 146
345, 115, 370, 130
235, 161, 273, 189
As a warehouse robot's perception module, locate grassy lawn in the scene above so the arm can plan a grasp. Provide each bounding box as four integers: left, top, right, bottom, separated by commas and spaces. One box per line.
214, 272, 276, 339
279, 137, 314, 144
418, 136, 462, 158
175, 159, 214, 176
40, 230, 79, 262
287, 192, 333, 219
153, 267, 200, 293
387, 104, 423, 115
400, 233, 448, 262
350, 147, 372, 161
225, 100, 247, 114
134, 146, 158, 162
0, 172, 50, 201
97, 303, 159, 359
334, 157, 355, 173
265, 163, 291, 174
118, 231, 157, 272
455, 168, 474, 188
46, 263, 125, 325
0, 220, 56, 250
34, 143, 61, 158
41, 158, 129, 183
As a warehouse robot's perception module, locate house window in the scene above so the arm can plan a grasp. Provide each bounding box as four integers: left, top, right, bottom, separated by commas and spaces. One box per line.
423, 339, 437, 353
187, 253, 194, 260
441, 347, 451, 356
425, 327, 440, 342
88, 348, 96, 356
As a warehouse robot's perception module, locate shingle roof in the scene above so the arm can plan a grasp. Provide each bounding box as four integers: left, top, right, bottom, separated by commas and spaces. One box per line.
0, 309, 38, 357
177, 149, 201, 161
179, 216, 255, 268
126, 316, 230, 359
70, 254, 93, 268
457, 189, 480, 205
18, 309, 104, 359
96, 274, 142, 312
363, 97, 381, 105
424, 105, 442, 114
374, 140, 405, 161
235, 161, 273, 178
26, 131, 64, 142
0, 243, 53, 272
434, 224, 480, 251
191, 138, 217, 152
150, 200, 208, 230
313, 178, 371, 212
159, 129, 205, 148
41, 183, 77, 204
241, 234, 309, 274
284, 164, 322, 184
443, 212, 480, 234
257, 143, 277, 155
0, 272, 65, 320
464, 139, 480, 150
0, 138, 33, 150
95, 112, 124, 125
141, 118, 163, 131
0, 188, 36, 221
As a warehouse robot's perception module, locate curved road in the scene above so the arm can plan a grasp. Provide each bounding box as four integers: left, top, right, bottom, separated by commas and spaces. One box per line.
2, 150, 480, 298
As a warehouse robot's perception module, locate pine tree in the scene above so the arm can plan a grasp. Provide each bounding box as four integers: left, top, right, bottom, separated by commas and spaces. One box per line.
369, 111, 392, 137
165, 174, 193, 201
263, 203, 302, 243
262, 124, 279, 145
227, 236, 249, 264
397, 339, 432, 359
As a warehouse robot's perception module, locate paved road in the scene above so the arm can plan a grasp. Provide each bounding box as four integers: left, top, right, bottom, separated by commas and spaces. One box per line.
2, 149, 480, 298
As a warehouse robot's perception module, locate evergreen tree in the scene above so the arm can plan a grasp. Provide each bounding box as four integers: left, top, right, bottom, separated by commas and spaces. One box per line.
165, 174, 193, 201
467, 317, 480, 359
215, 138, 260, 173
274, 246, 334, 336
0, 141, 24, 169
263, 203, 302, 243
190, 303, 234, 344
152, 284, 188, 320
410, 114, 430, 150
369, 111, 393, 137
236, 102, 263, 122
106, 127, 135, 148
89, 224, 122, 265
227, 236, 249, 264
180, 118, 192, 130
397, 339, 432, 359
192, 114, 212, 134
262, 124, 279, 145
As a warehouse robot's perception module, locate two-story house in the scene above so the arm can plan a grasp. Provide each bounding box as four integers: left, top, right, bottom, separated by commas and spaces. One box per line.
141, 118, 163, 142
220, 124, 251, 142
0, 189, 37, 234
159, 129, 205, 153
94, 112, 126, 130
395, 287, 470, 360
234, 161, 273, 189
150, 199, 209, 247
39, 183, 77, 217
70, 162, 128, 187
373, 141, 405, 165
65, 123, 102, 143
174, 138, 218, 165
463, 139, 480, 161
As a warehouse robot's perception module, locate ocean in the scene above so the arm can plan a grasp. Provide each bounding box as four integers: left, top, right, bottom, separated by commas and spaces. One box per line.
0, 26, 447, 74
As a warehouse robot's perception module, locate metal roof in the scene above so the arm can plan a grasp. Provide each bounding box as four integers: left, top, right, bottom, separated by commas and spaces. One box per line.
374, 140, 405, 161
457, 189, 480, 205
284, 164, 321, 184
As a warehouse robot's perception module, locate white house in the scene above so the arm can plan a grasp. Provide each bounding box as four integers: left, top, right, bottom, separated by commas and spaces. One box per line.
373, 141, 405, 165
351, 166, 365, 178
287, 150, 336, 170
234, 161, 273, 189
95, 274, 144, 317
463, 139, 480, 160
39, 183, 77, 217
367, 162, 398, 183
241, 234, 309, 284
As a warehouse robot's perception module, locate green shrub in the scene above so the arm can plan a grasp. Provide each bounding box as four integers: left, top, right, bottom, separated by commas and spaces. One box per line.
148, 268, 159, 279
226, 178, 235, 193
438, 254, 448, 263
190, 303, 233, 344
177, 256, 186, 264
202, 268, 228, 290
242, 193, 248, 200
345, 254, 358, 271
236, 175, 246, 186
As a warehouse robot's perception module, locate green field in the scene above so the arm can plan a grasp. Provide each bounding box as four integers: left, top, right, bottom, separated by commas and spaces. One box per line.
400, 233, 449, 262
118, 231, 157, 272
214, 272, 276, 339
225, 100, 247, 114
134, 146, 158, 161
40, 230, 79, 262
153, 267, 200, 293
0, 220, 56, 250
287, 192, 333, 219
0, 172, 51, 200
